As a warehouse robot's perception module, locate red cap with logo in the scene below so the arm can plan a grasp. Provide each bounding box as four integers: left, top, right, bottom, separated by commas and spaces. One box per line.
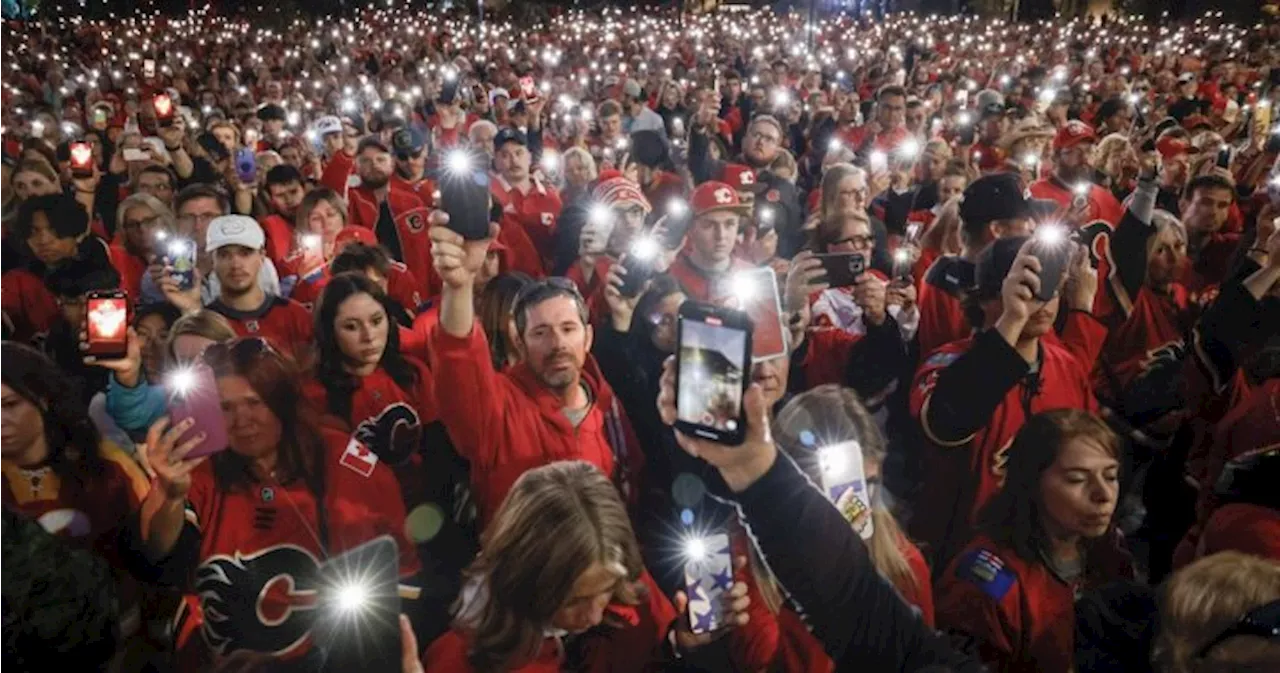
1053, 120, 1097, 151
690, 181, 752, 218
1155, 136, 1191, 161
721, 163, 759, 192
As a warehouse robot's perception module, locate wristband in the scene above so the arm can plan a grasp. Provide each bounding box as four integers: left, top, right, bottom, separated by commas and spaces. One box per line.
166, 144, 183, 152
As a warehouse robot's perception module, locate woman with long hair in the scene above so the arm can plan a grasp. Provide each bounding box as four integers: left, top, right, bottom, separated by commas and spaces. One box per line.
476, 271, 534, 372
1, 342, 151, 652
139, 337, 421, 667
280, 187, 350, 307
934, 409, 1135, 673
112, 192, 176, 301
424, 460, 749, 672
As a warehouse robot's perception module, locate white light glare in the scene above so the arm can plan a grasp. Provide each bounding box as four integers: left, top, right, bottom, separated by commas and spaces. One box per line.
631, 237, 659, 260
445, 150, 472, 175
335, 582, 369, 613
818, 445, 849, 476
730, 273, 758, 302
684, 536, 707, 561
1037, 224, 1067, 246
667, 199, 688, 217
168, 367, 197, 395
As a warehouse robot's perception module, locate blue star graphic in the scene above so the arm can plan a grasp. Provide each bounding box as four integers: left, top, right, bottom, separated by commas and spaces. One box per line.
711, 568, 733, 592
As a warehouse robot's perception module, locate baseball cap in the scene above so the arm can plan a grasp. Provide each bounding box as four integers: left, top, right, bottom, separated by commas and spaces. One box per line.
959, 173, 1035, 228
356, 136, 390, 155
256, 103, 287, 122
339, 113, 367, 135
721, 164, 763, 193
623, 79, 643, 99
206, 215, 265, 253
494, 127, 528, 149
690, 181, 751, 218
1177, 72, 1196, 84
334, 226, 378, 248
629, 130, 669, 168
488, 88, 511, 106
1156, 136, 1191, 160
975, 235, 1030, 300
313, 115, 343, 137
1053, 120, 1097, 151
391, 127, 426, 159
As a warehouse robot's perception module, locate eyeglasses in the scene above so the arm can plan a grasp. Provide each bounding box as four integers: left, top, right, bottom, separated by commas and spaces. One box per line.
749, 130, 781, 145
1195, 599, 1280, 659
124, 214, 162, 230
201, 336, 278, 372
832, 234, 876, 250
177, 212, 221, 227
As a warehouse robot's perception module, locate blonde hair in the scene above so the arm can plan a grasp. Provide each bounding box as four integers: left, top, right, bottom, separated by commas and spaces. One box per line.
165, 310, 236, 366
116, 192, 176, 235
459, 461, 645, 673
819, 162, 866, 220
561, 146, 598, 182
295, 187, 348, 235
1153, 552, 1280, 673
772, 385, 921, 597
1093, 133, 1135, 172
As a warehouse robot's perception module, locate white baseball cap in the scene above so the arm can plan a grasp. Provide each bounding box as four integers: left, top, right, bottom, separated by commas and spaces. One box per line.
206, 215, 265, 253
313, 115, 343, 136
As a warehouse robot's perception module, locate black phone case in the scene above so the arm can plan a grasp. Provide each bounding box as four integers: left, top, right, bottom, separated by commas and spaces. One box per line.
314, 535, 401, 672
619, 253, 654, 298
441, 168, 492, 240
674, 302, 753, 446
814, 253, 866, 288
1033, 243, 1072, 302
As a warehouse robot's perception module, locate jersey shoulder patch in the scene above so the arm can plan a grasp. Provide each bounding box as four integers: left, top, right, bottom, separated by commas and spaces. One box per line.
338, 436, 378, 478
923, 350, 962, 368
957, 548, 1017, 601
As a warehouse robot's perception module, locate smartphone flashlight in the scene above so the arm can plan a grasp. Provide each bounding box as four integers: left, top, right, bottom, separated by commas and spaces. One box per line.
683, 536, 708, 561
730, 272, 759, 303
335, 582, 371, 613
301, 234, 322, 250
588, 203, 613, 226
445, 149, 473, 176
818, 445, 850, 476
955, 112, 972, 126
154, 229, 170, 242
1022, 153, 1040, 168
897, 138, 920, 161
869, 150, 888, 172
539, 151, 561, 173
828, 138, 843, 152
167, 366, 198, 396
167, 239, 190, 257
1036, 223, 1067, 246
668, 199, 688, 217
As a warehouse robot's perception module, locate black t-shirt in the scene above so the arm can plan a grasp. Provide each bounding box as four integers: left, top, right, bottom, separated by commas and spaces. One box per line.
374, 199, 404, 262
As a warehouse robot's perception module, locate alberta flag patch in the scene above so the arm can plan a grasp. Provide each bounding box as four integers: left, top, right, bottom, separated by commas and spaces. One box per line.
339, 437, 378, 478
957, 548, 1015, 601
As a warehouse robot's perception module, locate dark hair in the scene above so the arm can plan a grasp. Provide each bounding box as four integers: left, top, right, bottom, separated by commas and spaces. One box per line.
134, 164, 175, 190
597, 100, 622, 119
477, 272, 534, 370
15, 193, 88, 243
264, 164, 304, 192
204, 339, 325, 493
1182, 174, 1236, 203
0, 342, 105, 489
174, 183, 230, 215
512, 278, 589, 337
330, 242, 392, 278
877, 84, 908, 102
43, 264, 120, 299
313, 273, 417, 423
134, 302, 183, 330
631, 274, 684, 347
977, 409, 1121, 564
1096, 97, 1127, 125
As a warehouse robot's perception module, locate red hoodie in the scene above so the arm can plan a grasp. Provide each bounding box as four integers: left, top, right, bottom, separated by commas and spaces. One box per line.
427, 322, 645, 524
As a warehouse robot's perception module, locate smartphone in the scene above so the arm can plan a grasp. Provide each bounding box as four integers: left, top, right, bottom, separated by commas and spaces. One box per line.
731, 268, 788, 362
619, 239, 658, 298
1030, 235, 1073, 302
519, 76, 537, 100
234, 147, 257, 184
313, 535, 402, 672
813, 252, 867, 289
93, 107, 109, 127
957, 123, 976, 146
1215, 145, 1232, 169
683, 532, 731, 635
440, 151, 493, 240
167, 363, 229, 459
817, 440, 874, 539
164, 237, 198, 291
153, 94, 175, 127
674, 301, 752, 445
143, 59, 156, 79
69, 141, 94, 178
440, 77, 459, 105
85, 290, 130, 359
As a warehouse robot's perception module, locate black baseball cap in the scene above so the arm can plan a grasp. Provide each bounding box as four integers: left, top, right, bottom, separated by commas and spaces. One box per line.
959, 173, 1034, 228
256, 103, 287, 122
391, 127, 426, 159
494, 127, 528, 149
974, 235, 1030, 300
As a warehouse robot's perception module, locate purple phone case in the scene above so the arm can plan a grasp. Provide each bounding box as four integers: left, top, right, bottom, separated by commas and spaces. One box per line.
169, 364, 229, 459
684, 532, 732, 635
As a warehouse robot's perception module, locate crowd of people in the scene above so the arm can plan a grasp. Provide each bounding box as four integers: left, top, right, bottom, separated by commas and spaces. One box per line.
3, 3, 1279, 672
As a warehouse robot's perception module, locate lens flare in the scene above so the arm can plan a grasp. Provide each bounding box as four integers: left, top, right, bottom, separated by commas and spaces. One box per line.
445, 149, 472, 175
335, 582, 369, 613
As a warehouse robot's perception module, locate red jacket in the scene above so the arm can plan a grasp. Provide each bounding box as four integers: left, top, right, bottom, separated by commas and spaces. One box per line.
322, 152, 435, 297
422, 570, 677, 673
1, 268, 63, 344
108, 245, 148, 301
257, 214, 295, 269
665, 253, 756, 304
935, 535, 1132, 673
390, 173, 438, 209
492, 175, 563, 271
207, 295, 314, 356
1028, 177, 1124, 227
427, 323, 644, 525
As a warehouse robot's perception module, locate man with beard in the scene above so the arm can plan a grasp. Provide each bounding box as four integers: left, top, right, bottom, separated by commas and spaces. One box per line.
1029, 121, 1124, 226
259, 165, 306, 267
390, 126, 436, 208
426, 220, 644, 523
910, 236, 1099, 566
203, 215, 312, 354
322, 137, 434, 296
491, 128, 562, 270
689, 106, 786, 185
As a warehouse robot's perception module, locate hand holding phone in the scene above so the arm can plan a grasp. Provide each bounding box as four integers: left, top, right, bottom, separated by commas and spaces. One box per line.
84, 290, 130, 359
153, 94, 176, 127
682, 532, 732, 635
234, 147, 257, 185
167, 363, 229, 459
813, 252, 866, 289
69, 141, 94, 178
618, 238, 659, 298
439, 150, 493, 240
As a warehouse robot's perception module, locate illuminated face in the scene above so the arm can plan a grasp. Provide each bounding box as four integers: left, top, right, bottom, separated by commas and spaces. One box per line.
877, 94, 907, 130
520, 295, 591, 392
470, 126, 497, 157
13, 170, 60, 201
751, 356, 789, 408
212, 125, 238, 151
550, 562, 621, 634
828, 217, 874, 254
1056, 144, 1093, 182
26, 211, 80, 266
689, 211, 740, 266
122, 205, 163, 255
647, 291, 686, 354
834, 174, 868, 215
1146, 225, 1187, 289
217, 374, 284, 462
565, 155, 592, 187
1181, 186, 1233, 235
938, 175, 967, 203
333, 293, 388, 372
0, 384, 44, 461
212, 245, 264, 297
745, 122, 782, 166
496, 142, 531, 183
600, 113, 622, 138
1039, 437, 1119, 540
267, 181, 305, 219
306, 199, 346, 246
356, 149, 394, 189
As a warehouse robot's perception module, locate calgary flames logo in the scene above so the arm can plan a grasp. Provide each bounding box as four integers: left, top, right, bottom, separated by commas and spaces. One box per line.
353, 402, 422, 466
196, 545, 322, 657
713, 187, 734, 204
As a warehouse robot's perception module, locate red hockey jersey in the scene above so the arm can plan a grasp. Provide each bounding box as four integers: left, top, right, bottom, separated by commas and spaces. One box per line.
207, 295, 314, 356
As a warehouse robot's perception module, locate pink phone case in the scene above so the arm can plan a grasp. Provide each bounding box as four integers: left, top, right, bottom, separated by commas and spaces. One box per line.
169, 364, 229, 459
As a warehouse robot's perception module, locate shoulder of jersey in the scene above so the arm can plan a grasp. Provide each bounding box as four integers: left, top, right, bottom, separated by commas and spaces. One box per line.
956, 547, 1017, 601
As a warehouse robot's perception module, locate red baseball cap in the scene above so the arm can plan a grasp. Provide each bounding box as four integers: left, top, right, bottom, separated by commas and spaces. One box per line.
334, 226, 378, 248
690, 181, 751, 218
1053, 120, 1097, 151
721, 163, 761, 192
1155, 136, 1191, 161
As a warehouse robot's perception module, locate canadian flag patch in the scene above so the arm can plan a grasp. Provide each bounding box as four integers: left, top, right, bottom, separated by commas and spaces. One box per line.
339, 437, 378, 478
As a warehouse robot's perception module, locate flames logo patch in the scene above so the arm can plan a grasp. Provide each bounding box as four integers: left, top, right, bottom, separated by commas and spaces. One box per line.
353, 402, 422, 466
196, 545, 321, 657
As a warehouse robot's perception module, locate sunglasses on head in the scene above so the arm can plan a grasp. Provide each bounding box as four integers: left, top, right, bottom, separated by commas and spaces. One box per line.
201, 336, 277, 371
1195, 599, 1280, 659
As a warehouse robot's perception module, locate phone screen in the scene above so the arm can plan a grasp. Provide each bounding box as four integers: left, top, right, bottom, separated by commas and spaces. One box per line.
165, 237, 198, 291
677, 311, 749, 439
519, 76, 537, 99
683, 532, 731, 635
313, 535, 402, 672
70, 142, 94, 177
440, 152, 493, 240
86, 294, 128, 357
817, 441, 875, 539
